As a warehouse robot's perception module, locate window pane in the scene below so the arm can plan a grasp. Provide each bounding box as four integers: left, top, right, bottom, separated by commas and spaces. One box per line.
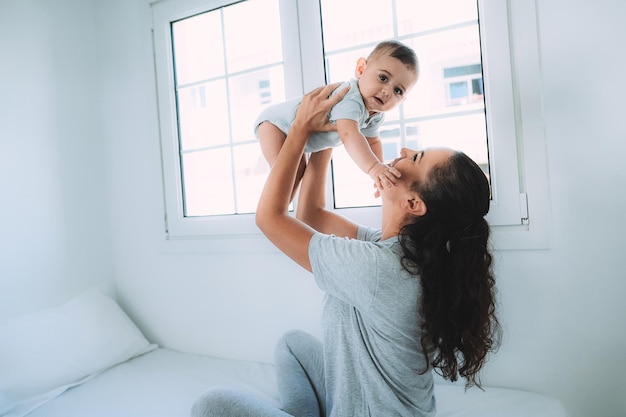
409, 114, 489, 171
396, 0, 478, 35
332, 146, 379, 208
223, 0, 283, 73
449, 81, 469, 100
182, 148, 235, 216
319, 0, 394, 51
177, 80, 229, 150
402, 25, 483, 118
172, 12, 224, 85
229, 67, 285, 143
232, 143, 270, 213
472, 78, 483, 95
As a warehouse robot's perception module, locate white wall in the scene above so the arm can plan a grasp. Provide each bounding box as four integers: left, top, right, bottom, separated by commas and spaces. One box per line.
0, 0, 114, 319
1, 0, 624, 416
481, 3, 626, 416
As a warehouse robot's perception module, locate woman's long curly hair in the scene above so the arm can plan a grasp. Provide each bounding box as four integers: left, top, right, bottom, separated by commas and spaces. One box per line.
398, 151, 502, 389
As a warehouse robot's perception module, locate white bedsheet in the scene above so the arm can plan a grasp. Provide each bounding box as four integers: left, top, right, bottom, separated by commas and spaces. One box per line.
26, 348, 569, 417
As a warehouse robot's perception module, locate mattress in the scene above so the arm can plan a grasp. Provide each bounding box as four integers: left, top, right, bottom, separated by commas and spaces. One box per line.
25, 348, 570, 417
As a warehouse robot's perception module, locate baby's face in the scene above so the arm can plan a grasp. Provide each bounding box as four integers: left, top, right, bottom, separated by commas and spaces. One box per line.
356, 55, 418, 114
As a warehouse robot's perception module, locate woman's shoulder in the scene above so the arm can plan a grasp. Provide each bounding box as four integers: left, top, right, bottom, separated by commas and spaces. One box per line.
356, 225, 382, 242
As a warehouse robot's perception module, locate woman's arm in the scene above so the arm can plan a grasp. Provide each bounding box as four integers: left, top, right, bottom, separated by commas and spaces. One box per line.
255, 83, 349, 272
296, 149, 359, 239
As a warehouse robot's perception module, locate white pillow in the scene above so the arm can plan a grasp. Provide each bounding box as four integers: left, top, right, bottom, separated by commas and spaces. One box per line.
0, 289, 157, 417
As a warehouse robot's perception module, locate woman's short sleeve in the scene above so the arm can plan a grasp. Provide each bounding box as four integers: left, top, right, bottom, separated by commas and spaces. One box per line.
308, 228, 382, 311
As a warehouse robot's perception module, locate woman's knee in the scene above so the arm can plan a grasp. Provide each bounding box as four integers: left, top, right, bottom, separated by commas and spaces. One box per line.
276, 329, 311, 348
275, 330, 319, 361
191, 387, 285, 417
191, 388, 241, 417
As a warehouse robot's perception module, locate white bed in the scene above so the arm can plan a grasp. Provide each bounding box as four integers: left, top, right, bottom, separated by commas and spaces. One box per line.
26, 347, 570, 417
0, 291, 571, 417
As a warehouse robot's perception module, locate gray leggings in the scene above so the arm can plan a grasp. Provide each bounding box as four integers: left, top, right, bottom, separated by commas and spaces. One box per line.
191, 330, 327, 417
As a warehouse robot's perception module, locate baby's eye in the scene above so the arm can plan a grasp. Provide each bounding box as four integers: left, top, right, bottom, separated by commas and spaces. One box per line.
394, 87, 404, 96
379, 74, 388, 82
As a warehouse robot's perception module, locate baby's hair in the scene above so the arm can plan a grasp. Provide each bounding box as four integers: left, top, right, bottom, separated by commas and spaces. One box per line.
368, 40, 419, 74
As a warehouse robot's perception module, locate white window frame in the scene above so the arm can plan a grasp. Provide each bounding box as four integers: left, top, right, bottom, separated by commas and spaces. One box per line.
151, 0, 550, 251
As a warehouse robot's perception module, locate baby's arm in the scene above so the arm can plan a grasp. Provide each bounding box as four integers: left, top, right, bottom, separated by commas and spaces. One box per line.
335, 119, 400, 190
367, 136, 383, 162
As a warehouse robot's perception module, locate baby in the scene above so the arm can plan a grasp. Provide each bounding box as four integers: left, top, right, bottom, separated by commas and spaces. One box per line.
254, 40, 419, 200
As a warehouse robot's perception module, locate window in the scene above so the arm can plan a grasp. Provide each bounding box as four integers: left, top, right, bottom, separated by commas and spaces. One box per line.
444, 64, 484, 106
152, 0, 550, 249
164, 0, 284, 218
319, 0, 489, 208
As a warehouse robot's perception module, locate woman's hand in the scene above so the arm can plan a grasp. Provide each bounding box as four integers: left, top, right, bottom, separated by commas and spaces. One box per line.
292, 82, 350, 136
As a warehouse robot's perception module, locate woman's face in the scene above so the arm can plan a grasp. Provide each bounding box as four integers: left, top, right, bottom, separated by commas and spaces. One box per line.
377, 147, 454, 227
380, 147, 453, 216
388, 147, 454, 187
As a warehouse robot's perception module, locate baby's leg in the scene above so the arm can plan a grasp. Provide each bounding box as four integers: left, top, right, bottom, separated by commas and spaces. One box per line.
257, 121, 287, 167
257, 121, 306, 202
292, 154, 307, 202
274, 330, 326, 417
191, 388, 291, 417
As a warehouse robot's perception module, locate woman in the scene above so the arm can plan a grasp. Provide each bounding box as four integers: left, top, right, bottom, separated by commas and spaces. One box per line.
192, 83, 501, 417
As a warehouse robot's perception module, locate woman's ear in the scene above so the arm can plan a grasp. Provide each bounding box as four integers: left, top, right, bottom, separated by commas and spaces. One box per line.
354, 57, 367, 78
407, 196, 427, 217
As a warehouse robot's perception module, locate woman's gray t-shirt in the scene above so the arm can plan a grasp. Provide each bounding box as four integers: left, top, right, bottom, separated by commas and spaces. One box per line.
308, 226, 435, 417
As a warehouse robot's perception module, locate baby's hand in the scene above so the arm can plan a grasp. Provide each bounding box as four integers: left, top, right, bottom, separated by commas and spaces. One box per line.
368, 162, 401, 196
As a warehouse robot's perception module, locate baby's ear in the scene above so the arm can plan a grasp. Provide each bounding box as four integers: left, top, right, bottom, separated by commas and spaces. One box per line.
354, 57, 367, 78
